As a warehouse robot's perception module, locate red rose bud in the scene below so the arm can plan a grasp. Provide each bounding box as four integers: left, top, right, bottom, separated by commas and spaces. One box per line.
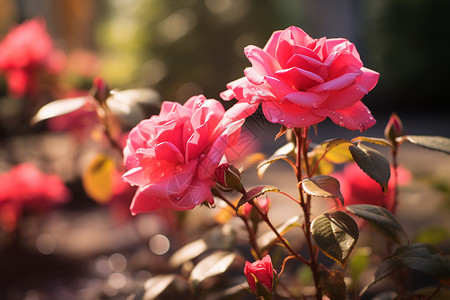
214, 163, 245, 194
91, 77, 111, 104
244, 255, 277, 296
384, 112, 404, 143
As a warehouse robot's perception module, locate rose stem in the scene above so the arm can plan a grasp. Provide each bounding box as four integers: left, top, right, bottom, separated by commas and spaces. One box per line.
294, 127, 322, 300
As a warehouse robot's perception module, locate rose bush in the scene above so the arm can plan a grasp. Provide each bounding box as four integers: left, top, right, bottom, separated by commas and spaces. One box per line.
244, 254, 277, 294
122, 95, 257, 213
221, 26, 379, 131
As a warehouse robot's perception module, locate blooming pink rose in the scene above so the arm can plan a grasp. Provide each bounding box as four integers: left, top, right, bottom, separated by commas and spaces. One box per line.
333, 163, 411, 212
122, 95, 257, 213
0, 18, 65, 98
244, 254, 277, 293
221, 26, 379, 131
0, 163, 70, 231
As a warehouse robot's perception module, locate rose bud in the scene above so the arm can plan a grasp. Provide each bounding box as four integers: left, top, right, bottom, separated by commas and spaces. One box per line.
91, 77, 111, 104
384, 112, 404, 143
244, 255, 277, 298
214, 163, 245, 194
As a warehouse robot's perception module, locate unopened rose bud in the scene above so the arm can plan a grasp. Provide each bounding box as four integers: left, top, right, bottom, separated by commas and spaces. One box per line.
214, 163, 245, 194
91, 77, 111, 104
244, 255, 277, 298
384, 112, 404, 143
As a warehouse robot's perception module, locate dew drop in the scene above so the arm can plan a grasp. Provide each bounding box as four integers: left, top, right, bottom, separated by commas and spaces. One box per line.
339, 121, 344, 126
312, 103, 319, 108
199, 153, 206, 159
301, 117, 305, 121
280, 119, 285, 123
175, 165, 183, 173
210, 203, 216, 209
271, 116, 279, 123
339, 116, 344, 120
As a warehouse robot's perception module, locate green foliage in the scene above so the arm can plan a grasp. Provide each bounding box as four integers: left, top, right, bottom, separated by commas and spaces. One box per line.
399, 135, 450, 155
346, 204, 406, 244
302, 175, 344, 206
348, 143, 391, 192
311, 211, 359, 267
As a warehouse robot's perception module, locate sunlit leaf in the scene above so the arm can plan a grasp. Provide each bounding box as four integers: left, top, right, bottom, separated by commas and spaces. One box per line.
359, 258, 403, 296
318, 265, 346, 300
189, 251, 236, 288
311, 211, 359, 267
302, 175, 344, 206
322, 138, 351, 151
389, 243, 450, 285
346, 204, 405, 244
82, 154, 115, 203
143, 274, 176, 300
257, 215, 302, 251
31, 96, 90, 124
257, 155, 292, 179
169, 239, 208, 268
349, 144, 391, 192
236, 186, 280, 211
399, 135, 450, 155
238, 152, 266, 173
351, 136, 393, 148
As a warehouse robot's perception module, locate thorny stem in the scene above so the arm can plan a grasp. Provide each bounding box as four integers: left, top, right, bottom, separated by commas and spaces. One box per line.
294, 127, 322, 300
217, 193, 262, 259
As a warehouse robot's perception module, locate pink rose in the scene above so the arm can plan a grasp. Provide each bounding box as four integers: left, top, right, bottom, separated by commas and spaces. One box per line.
221, 26, 379, 131
333, 163, 411, 212
242, 196, 270, 219
123, 95, 257, 213
244, 254, 277, 293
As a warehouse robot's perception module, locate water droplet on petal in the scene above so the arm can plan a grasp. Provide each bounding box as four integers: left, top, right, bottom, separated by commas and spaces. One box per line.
210, 203, 216, 209
271, 116, 279, 123
280, 119, 285, 123
175, 165, 183, 173
312, 103, 319, 108
339, 116, 344, 120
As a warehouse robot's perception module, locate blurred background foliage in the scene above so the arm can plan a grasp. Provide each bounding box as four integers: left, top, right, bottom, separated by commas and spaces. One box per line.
1, 0, 448, 112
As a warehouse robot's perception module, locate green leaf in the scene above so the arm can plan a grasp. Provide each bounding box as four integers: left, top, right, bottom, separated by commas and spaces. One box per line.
349, 144, 391, 192
359, 258, 403, 296
351, 136, 393, 147
31, 96, 90, 124
236, 186, 280, 211
257, 215, 302, 251
143, 274, 176, 300
311, 211, 359, 267
318, 265, 346, 300
389, 243, 450, 284
257, 155, 292, 179
302, 175, 344, 206
189, 251, 236, 289
346, 204, 406, 244
399, 135, 450, 155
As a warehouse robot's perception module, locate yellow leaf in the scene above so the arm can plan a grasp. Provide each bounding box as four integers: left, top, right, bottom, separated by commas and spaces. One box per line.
82, 154, 115, 203
325, 143, 353, 164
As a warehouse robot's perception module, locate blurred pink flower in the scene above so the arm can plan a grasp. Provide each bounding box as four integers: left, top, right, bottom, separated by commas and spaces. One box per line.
123, 95, 257, 213
244, 254, 277, 294
332, 163, 411, 212
0, 18, 65, 99
221, 26, 379, 131
0, 163, 70, 231
242, 196, 270, 219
